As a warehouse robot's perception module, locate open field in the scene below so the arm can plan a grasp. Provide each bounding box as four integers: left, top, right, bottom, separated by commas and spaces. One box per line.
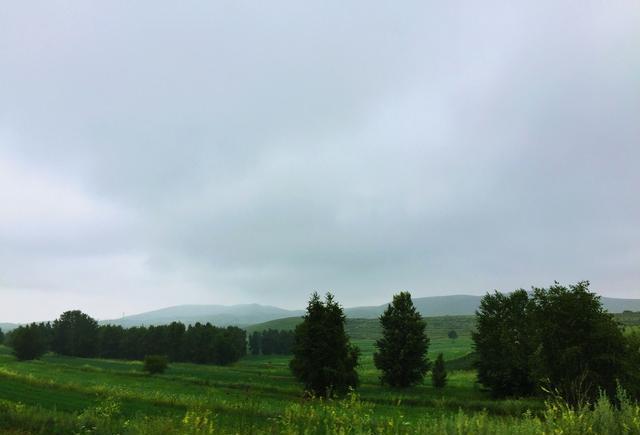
0, 334, 549, 434
247, 314, 476, 340
1, 313, 638, 434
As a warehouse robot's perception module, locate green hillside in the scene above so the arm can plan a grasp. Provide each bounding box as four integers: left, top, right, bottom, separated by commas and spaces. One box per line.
246, 314, 477, 340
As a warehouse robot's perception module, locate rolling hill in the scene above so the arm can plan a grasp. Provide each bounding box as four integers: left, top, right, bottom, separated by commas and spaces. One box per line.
100, 304, 304, 328
5, 294, 638, 330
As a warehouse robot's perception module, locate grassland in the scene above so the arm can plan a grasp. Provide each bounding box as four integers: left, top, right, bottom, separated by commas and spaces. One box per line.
0, 315, 638, 434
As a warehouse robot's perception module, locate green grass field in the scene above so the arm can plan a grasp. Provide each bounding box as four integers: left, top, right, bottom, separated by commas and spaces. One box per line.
1, 315, 638, 434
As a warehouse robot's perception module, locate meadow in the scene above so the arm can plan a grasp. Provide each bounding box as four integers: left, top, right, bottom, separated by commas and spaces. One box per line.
0, 317, 638, 434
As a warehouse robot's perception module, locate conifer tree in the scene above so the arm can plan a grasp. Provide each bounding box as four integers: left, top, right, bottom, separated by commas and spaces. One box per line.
290, 292, 359, 396
431, 352, 447, 388
374, 291, 430, 387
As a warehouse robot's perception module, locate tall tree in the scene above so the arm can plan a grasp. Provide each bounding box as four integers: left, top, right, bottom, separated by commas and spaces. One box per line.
531, 281, 628, 405
290, 292, 359, 396
0, 327, 4, 344
51, 310, 99, 357
473, 290, 535, 397
374, 292, 430, 387
249, 331, 261, 355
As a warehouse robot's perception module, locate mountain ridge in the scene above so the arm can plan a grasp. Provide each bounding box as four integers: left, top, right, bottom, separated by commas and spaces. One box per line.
3, 294, 639, 331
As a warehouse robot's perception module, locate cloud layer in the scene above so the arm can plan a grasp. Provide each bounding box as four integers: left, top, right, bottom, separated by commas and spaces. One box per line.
1, 1, 639, 322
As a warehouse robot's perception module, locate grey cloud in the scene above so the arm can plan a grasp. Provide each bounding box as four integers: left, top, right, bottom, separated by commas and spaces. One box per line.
0, 1, 639, 321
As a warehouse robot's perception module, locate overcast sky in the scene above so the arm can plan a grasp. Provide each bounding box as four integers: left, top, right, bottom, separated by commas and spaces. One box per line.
1, 1, 639, 322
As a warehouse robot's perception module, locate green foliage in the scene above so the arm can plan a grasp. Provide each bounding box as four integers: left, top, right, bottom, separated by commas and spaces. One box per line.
432, 353, 447, 388
374, 292, 430, 387
95, 321, 244, 365
290, 292, 360, 397
143, 355, 169, 374
474, 281, 636, 404
52, 310, 99, 357
249, 331, 261, 355
473, 289, 536, 397
531, 281, 629, 405
447, 330, 458, 340
0, 328, 4, 345
248, 329, 294, 355
8, 323, 47, 361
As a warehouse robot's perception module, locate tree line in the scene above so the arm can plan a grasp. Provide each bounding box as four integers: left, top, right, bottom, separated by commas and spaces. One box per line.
248, 329, 295, 355
288, 282, 640, 402
5, 310, 246, 365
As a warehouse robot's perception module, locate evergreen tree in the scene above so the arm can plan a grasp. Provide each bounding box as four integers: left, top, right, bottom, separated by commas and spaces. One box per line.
374, 292, 430, 387
249, 331, 261, 355
290, 292, 359, 396
10, 323, 47, 361
0, 327, 4, 344
431, 352, 447, 388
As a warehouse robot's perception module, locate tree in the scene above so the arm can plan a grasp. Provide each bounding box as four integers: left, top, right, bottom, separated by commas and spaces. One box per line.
249, 331, 261, 355
447, 330, 458, 340
374, 292, 430, 387
52, 310, 99, 357
143, 355, 168, 374
431, 353, 447, 388
531, 281, 628, 405
473, 290, 535, 397
166, 322, 186, 362
290, 292, 359, 396
0, 327, 4, 344
10, 323, 47, 361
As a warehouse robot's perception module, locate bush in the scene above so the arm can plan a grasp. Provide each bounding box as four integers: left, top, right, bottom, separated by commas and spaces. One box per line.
143, 354, 168, 374
447, 330, 458, 340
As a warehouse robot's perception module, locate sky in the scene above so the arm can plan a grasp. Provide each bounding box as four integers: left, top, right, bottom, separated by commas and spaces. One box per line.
1, 1, 639, 323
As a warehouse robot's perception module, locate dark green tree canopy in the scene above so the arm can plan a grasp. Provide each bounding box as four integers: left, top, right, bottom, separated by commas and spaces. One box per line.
473, 289, 536, 398
290, 292, 359, 397
531, 281, 628, 404
374, 291, 430, 388
10, 323, 48, 361
52, 310, 99, 358
473, 282, 635, 404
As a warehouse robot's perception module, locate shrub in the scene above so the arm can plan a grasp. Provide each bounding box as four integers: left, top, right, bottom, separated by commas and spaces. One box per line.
143, 354, 168, 374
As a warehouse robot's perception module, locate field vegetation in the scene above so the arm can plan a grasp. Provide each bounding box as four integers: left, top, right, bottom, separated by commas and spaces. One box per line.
1, 283, 639, 434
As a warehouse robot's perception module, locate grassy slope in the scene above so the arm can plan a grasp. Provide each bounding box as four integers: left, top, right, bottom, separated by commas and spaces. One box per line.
246, 314, 476, 339
0, 329, 537, 434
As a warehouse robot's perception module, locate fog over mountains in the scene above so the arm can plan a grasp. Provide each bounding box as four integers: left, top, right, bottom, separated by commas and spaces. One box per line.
3, 294, 638, 332
99, 294, 640, 328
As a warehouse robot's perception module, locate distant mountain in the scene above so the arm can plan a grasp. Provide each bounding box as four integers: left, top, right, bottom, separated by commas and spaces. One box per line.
0, 323, 19, 332
5, 294, 638, 330
101, 304, 304, 328
345, 295, 484, 318
345, 295, 640, 319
